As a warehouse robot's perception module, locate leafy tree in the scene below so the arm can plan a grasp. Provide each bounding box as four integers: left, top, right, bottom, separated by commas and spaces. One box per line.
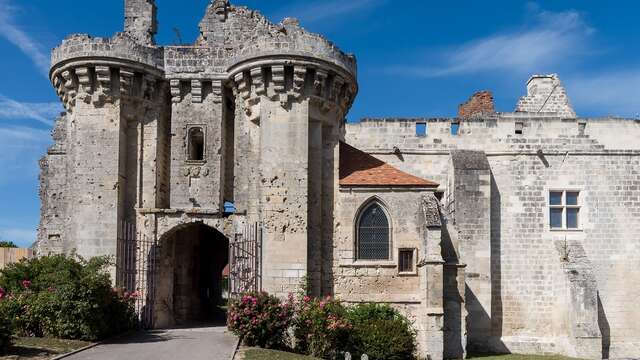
0, 241, 17, 248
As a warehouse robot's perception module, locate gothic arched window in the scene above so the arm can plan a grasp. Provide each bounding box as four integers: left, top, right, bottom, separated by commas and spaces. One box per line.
188, 127, 205, 161
357, 202, 390, 260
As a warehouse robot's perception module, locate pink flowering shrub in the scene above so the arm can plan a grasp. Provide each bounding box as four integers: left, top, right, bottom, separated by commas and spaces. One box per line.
291, 294, 351, 359
227, 292, 293, 349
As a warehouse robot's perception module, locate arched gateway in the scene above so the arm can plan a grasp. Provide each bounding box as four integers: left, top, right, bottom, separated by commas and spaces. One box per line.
116, 219, 262, 329
154, 223, 229, 328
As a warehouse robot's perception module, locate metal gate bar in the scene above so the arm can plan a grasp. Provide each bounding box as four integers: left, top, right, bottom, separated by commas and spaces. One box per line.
116, 220, 159, 328
229, 222, 262, 298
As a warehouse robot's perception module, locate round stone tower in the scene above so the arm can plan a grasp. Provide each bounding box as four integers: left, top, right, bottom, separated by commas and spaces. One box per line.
43, 0, 166, 260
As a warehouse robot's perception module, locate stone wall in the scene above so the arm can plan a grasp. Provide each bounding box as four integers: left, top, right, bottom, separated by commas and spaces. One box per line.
447, 151, 492, 352
345, 115, 640, 358
333, 189, 444, 359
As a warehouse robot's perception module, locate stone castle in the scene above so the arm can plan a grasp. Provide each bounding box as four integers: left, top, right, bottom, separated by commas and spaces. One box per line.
36, 1, 640, 359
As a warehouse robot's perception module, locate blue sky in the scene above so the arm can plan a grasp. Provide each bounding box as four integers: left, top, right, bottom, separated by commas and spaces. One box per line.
0, 0, 639, 247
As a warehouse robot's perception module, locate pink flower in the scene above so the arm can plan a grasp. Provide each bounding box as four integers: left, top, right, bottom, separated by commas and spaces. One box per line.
21, 280, 31, 289
47, 287, 56, 293
129, 291, 140, 299
303, 295, 311, 303
0, 287, 5, 299
319, 301, 326, 309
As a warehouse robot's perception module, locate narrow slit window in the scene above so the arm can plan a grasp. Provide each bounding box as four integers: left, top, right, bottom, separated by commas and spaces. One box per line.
398, 249, 414, 273
549, 190, 581, 230
416, 123, 427, 137
188, 127, 205, 161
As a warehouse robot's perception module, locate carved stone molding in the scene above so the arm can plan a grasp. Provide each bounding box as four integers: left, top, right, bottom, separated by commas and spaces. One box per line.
50, 63, 164, 112
230, 63, 357, 121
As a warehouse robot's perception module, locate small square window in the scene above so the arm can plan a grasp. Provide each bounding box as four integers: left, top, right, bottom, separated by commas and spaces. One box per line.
398, 249, 414, 273
578, 122, 586, 136
451, 122, 460, 136
416, 123, 427, 137
515, 122, 524, 135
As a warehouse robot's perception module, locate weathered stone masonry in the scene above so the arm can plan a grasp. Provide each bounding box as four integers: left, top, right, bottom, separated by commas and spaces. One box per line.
37, 1, 640, 359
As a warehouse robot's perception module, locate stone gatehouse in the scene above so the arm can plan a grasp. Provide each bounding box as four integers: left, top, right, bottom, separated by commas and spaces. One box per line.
36, 1, 640, 359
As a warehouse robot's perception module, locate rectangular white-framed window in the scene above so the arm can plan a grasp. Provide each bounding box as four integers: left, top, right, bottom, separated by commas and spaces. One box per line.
549, 190, 581, 230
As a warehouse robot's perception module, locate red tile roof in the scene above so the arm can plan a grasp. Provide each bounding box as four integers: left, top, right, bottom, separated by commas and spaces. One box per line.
339, 142, 439, 187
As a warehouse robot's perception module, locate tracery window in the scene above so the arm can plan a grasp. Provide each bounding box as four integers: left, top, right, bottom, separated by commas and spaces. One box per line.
357, 202, 390, 260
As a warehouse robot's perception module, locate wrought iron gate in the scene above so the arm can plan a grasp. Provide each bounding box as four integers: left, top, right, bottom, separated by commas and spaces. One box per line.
229, 222, 262, 297
116, 220, 159, 328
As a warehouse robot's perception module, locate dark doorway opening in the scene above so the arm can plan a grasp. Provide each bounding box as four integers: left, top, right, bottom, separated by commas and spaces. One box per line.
155, 223, 229, 328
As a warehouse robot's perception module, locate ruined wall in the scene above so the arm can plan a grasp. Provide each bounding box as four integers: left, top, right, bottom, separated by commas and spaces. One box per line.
37, 116, 69, 255
345, 116, 640, 358
458, 91, 495, 119
124, 0, 157, 46
515, 74, 576, 118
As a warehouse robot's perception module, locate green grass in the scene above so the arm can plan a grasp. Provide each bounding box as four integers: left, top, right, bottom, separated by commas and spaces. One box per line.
0, 337, 93, 360
468, 354, 583, 360
242, 348, 320, 360
240, 349, 583, 360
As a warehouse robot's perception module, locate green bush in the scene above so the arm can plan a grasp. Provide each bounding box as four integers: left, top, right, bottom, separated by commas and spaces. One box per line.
0, 255, 138, 341
0, 303, 12, 354
292, 295, 351, 359
345, 303, 417, 360
227, 292, 293, 349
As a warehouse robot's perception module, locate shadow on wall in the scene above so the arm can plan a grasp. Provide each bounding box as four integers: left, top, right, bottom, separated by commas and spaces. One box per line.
441, 209, 461, 359
489, 171, 508, 354
598, 293, 611, 359
465, 287, 508, 355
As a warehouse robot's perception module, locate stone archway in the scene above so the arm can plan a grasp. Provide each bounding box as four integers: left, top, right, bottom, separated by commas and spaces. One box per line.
154, 222, 229, 328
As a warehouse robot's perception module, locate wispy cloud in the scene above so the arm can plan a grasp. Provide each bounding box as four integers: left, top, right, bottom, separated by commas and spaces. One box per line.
0, 95, 61, 126
0, 0, 50, 76
271, 0, 386, 24
0, 125, 51, 183
386, 7, 593, 78
566, 69, 640, 118
0, 227, 36, 247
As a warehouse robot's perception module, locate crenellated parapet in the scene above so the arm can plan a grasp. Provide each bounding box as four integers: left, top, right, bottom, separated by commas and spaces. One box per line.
50, 1, 358, 119
50, 33, 164, 112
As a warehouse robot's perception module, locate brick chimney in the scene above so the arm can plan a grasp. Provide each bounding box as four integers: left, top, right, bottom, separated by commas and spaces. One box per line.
458, 90, 496, 118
